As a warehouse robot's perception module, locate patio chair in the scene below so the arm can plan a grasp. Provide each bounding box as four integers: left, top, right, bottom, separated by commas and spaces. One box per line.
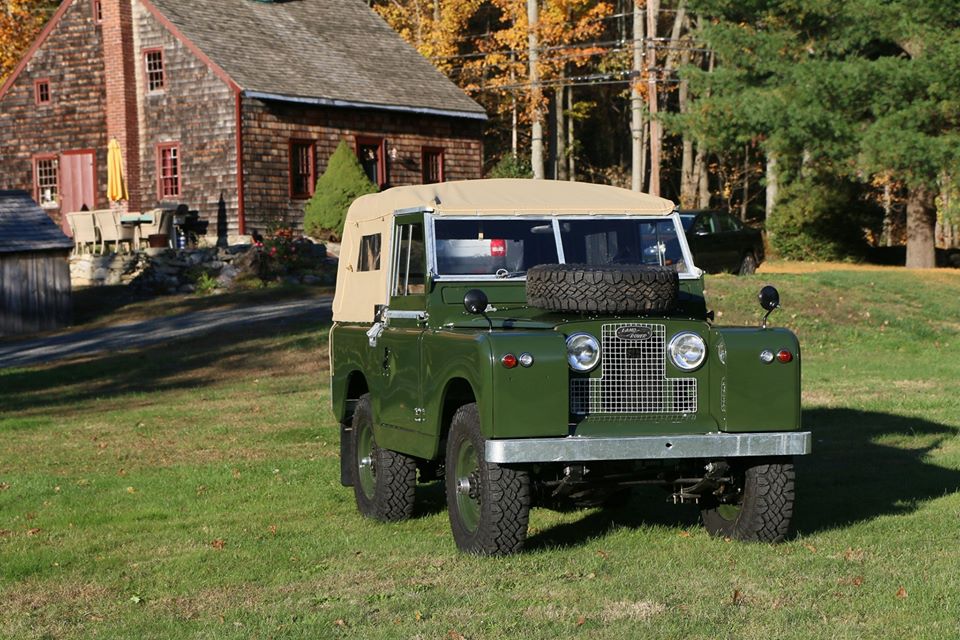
66, 211, 98, 255
138, 208, 173, 248
93, 209, 135, 254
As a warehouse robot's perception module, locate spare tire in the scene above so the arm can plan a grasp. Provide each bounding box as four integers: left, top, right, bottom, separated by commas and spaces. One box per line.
526, 263, 679, 314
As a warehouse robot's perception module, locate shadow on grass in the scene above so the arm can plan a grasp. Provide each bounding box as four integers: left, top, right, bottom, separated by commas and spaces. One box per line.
0, 318, 331, 415
523, 407, 960, 549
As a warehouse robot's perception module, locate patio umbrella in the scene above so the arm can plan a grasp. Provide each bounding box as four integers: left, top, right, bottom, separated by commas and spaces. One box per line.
107, 138, 128, 202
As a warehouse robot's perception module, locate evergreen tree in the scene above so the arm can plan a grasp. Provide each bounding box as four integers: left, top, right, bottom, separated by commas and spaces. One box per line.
304, 141, 378, 240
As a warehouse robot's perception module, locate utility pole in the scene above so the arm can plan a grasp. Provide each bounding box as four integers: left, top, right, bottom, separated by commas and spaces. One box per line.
646, 0, 660, 196
630, 1, 644, 192
527, 0, 544, 179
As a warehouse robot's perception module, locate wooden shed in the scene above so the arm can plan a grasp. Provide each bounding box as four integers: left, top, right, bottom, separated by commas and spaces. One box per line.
0, 190, 74, 336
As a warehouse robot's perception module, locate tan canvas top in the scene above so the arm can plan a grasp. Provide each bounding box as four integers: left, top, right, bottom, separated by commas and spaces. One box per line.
333, 179, 677, 323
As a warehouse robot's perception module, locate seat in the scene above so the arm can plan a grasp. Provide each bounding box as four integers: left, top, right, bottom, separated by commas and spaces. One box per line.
138, 208, 173, 247
66, 211, 98, 255
93, 209, 135, 254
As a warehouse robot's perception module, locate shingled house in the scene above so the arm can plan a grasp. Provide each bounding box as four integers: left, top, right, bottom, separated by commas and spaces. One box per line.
0, 0, 486, 239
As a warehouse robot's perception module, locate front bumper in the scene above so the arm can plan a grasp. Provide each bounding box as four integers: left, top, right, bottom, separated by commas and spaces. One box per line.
485, 431, 812, 464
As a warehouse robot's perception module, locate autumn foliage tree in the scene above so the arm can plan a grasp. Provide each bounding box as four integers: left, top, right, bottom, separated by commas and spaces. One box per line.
0, 0, 57, 84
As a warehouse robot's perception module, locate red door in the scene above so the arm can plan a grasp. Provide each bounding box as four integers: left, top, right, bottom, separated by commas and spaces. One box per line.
60, 150, 96, 235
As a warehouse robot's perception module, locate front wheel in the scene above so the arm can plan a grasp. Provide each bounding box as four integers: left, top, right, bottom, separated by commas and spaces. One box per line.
700, 458, 795, 542
445, 403, 531, 555
738, 253, 758, 275
351, 394, 417, 522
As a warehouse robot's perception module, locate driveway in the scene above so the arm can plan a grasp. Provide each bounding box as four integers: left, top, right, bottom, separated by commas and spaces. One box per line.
0, 296, 332, 369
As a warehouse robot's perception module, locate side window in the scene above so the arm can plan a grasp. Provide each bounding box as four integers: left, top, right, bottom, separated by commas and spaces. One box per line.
692, 214, 714, 234
392, 223, 425, 296
718, 213, 742, 232
357, 233, 381, 272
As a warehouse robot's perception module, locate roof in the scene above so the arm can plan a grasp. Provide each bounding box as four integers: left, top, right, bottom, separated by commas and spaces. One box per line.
0, 191, 74, 254
145, 0, 486, 120
346, 179, 677, 223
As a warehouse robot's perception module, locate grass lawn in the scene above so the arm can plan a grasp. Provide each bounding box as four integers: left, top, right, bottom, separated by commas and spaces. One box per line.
2, 266, 960, 639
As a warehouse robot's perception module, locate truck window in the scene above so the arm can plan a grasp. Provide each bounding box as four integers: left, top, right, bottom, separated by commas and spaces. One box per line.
434, 219, 558, 276
392, 223, 425, 295
358, 233, 381, 271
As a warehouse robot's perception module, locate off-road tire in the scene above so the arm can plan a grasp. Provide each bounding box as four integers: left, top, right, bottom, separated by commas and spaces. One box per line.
445, 403, 531, 555
526, 263, 679, 314
700, 458, 795, 542
738, 253, 758, 276
351, 394, 417, 522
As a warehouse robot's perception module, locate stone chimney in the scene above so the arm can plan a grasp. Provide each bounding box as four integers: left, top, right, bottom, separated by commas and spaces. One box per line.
101, 0, 141, 212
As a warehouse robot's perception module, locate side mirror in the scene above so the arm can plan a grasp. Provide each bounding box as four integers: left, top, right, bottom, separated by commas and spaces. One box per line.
758, 285, 780, 311
463, 289, 489, 315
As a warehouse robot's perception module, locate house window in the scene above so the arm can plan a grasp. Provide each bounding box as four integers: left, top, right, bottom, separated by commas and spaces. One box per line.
92, 0, 102, 22
35, 79, 51, 105
422, 147, 444, 184
157, 143, 181, 198
356, 136, 386, 188
34, 156, 59, 207
144, 49, 165, 92
289, 140, 315, 198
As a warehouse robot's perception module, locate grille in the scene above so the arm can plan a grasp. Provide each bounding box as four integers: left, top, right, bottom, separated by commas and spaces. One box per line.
570, 323, 697, 417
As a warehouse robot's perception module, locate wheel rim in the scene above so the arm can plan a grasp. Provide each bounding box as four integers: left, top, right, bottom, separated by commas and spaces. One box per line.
453, 438, 481, 533
356, 420, 376, 500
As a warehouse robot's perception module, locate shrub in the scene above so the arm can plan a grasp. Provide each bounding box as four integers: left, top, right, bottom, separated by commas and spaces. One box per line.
304, 140, 378, 240
768, 177, 883, 261
487, 154, 533, 179
256, 227, 312, 280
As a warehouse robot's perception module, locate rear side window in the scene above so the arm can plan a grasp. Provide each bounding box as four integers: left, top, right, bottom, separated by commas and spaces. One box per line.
357, 233, 381, 271
392, 223, 425, 296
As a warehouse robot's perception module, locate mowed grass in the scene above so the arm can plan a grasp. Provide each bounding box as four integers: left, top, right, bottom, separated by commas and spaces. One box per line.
2, 267, 960, 639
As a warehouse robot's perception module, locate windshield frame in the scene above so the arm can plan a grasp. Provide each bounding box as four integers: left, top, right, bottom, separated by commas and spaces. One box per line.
425, 212, 701, 281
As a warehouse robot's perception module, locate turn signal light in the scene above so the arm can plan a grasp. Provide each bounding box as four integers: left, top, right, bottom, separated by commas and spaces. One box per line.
777, 349, 793, 363
501, 353, 518, 369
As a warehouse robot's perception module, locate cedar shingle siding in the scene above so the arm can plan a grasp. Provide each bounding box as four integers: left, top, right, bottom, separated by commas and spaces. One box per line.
0, 0, 484, 238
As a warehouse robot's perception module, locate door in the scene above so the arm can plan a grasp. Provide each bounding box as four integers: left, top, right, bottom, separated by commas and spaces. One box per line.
376, 214, 427, 432
60, 150, 96, 235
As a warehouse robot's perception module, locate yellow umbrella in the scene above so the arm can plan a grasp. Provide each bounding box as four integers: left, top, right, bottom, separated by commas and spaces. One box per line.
107, 138, 128, 202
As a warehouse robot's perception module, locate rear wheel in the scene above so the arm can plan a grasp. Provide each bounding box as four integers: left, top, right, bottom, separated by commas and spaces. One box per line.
700, 458, 795, 542
351, 394, 417, 522
738, 253, 758, 275
445, 403, 531, 555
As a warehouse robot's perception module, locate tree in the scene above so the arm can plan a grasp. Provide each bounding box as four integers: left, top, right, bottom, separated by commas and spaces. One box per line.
0, 0, 57, 84
304, 141, 378, 241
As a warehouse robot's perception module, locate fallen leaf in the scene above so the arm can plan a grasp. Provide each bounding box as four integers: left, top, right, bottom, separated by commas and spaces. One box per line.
896, 586, 907, 599
232, 469, 241, 479
414, 610, 423, 621
576, 616, 586, 626
0, 483, 10, 491
118, 468, 127, 476
852, 576, 863, 587
54, 486, 61, 493
126, 487, 137, 494
212, 539, 226, 550
732, 589, 745, 606
803, 543, 817, 554
678, 531, 692, 538
129, 595, 143, 604
26, 528, 41, 536
447, 631, 465, 640
269, 524, 278, 535
333, 618, 347, 628
0, 530, 12, 537
843, 548, 865, 562
596, 549, 608, 558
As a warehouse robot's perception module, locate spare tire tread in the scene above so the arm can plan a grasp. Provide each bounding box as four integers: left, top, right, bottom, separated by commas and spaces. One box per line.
526, 263, 679, 314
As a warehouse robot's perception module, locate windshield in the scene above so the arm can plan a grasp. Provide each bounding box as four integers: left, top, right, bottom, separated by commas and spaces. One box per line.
559, 219, 685, 269
434, 219, 558, 276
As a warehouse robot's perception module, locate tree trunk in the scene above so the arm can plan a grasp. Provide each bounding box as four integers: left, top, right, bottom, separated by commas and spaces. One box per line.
510, 54, 518, 157
556, 82, 568, 181
527, 0, 544, 179
765, 151, 778, 224
905, 185, 937, 268
630, 0, 644, 191
678, 46, 695, 207
645, 0, 660, 195
882, 181, 893, 247
567, 84, 575, 180
740, 144, 750, 221
696, 147, 709, 208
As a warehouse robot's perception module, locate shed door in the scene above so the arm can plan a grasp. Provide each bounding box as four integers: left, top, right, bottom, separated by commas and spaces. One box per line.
60, 150, 96, 234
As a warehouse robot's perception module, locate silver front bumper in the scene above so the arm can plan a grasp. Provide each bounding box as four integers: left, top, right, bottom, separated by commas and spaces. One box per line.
485, 431, 812, 464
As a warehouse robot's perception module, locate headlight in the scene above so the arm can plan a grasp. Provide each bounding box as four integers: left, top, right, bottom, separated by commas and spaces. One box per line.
668, 332, 706, 370
566, 333, 600, 371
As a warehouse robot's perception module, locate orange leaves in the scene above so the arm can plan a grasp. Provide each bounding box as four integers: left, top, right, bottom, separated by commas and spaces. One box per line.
211, 538, 226, 550
0, 0, 55, 84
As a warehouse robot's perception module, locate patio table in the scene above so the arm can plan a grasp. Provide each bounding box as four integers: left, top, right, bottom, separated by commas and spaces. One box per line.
120, 212, 155, 248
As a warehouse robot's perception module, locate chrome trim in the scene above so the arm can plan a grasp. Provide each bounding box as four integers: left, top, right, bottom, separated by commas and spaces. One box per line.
384, 310, 427, 321
485, 431, 812, 463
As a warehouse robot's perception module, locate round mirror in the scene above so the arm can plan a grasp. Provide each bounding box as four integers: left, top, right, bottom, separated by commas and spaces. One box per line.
463, 289, 489, 315
758, 285, 780, 311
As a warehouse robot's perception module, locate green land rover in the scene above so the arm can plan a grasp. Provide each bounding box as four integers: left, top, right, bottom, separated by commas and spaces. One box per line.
330, 179, 811, 555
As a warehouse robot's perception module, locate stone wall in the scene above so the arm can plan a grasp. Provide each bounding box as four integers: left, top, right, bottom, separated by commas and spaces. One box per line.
0, 0, 108, 226
241, 97, 484, 234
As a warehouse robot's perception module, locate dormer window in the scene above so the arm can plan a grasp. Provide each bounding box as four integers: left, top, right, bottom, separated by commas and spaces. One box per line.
144, 49, 165, 92
35, 79, 50, 105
